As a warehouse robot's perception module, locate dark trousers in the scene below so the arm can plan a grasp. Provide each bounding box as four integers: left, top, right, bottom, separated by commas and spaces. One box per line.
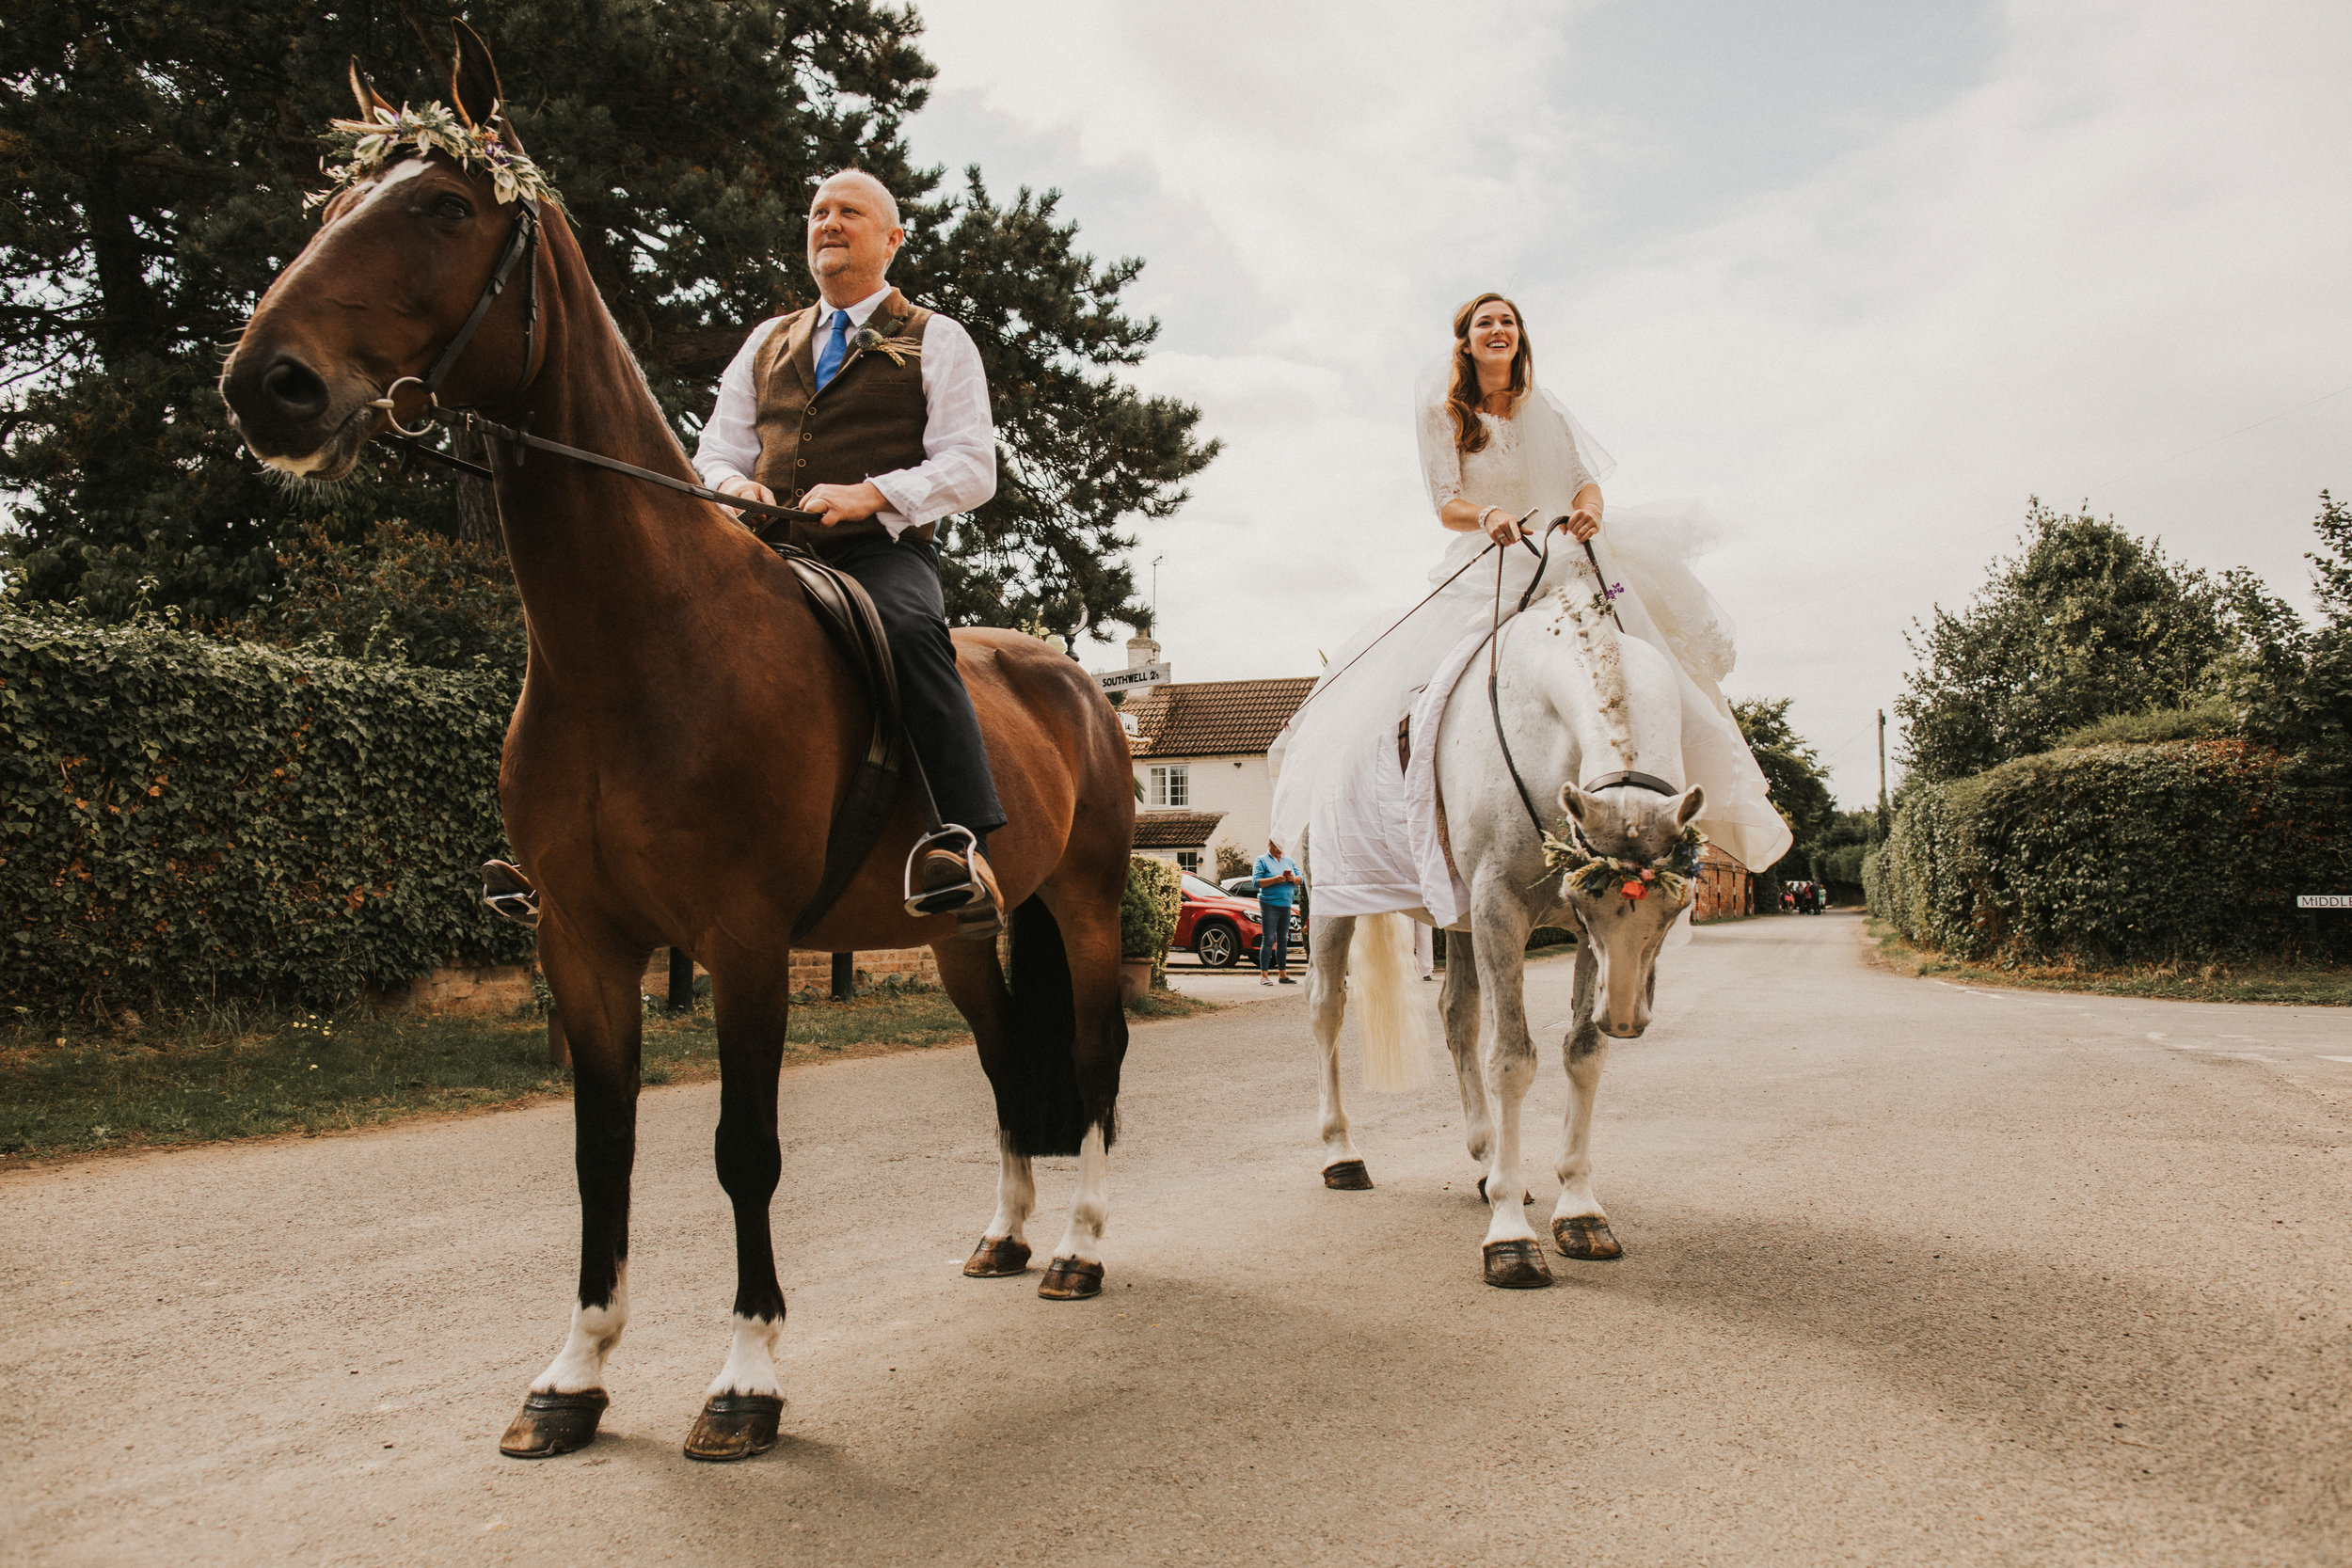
1258, 904, 1294, 972
828, 531, 1007, 838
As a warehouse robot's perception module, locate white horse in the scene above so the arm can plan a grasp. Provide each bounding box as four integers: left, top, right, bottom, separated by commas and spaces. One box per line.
1304, 577, 1705, 1288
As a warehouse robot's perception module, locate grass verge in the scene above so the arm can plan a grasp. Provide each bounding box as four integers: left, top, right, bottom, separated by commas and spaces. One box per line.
1862, 917, 2352, 1006
3, 983, 1216, 1164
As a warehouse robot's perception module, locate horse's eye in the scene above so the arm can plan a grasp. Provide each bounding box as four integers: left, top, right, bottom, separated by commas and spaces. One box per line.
432, 195, 471, 223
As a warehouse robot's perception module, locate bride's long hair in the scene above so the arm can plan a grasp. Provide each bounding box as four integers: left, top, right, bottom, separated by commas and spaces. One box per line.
1446, 292, 1532, 455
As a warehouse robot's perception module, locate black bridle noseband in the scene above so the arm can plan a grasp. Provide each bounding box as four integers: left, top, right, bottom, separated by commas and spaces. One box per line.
365, 187, 822, 532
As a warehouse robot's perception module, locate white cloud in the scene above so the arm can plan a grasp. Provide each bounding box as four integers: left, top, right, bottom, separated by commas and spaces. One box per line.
912, 0, 2352, 804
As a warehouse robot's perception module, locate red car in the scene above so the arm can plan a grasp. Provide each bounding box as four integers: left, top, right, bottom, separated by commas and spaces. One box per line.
1173, 872, 1269, 969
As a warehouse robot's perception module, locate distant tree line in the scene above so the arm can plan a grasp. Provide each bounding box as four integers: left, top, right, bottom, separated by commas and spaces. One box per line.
1896, 496, 2351, 784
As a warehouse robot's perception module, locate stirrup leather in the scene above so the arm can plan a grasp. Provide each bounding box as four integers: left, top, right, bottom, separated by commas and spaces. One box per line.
903, 825, 986, 918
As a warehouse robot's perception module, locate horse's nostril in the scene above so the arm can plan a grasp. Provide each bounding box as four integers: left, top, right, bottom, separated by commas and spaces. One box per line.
261, 356, 330, 417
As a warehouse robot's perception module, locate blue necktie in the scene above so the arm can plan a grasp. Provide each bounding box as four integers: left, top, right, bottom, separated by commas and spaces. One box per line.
814, 309, 850, 392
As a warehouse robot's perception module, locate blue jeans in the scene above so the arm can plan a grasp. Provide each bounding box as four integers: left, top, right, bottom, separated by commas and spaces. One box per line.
1258, 904, 1294, 972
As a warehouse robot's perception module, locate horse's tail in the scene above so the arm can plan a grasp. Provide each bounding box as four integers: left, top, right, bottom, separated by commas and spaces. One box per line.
998, 894, 1109, 1157
1352, 912, 1429, 1092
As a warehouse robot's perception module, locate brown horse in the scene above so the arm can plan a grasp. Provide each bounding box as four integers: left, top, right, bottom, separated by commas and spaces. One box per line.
219, 27, 1136, 1463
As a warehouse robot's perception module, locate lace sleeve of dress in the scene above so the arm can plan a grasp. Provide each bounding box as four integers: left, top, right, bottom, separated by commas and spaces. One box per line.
1417, 397, 1463, 512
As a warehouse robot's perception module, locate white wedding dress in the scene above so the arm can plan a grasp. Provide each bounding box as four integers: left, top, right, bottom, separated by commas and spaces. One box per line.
1267, 372, 1789, 922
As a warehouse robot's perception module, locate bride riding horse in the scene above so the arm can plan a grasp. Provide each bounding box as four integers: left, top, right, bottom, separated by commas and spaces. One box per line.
220, 26, 1135, 1462
1273, 292, 1789, 1289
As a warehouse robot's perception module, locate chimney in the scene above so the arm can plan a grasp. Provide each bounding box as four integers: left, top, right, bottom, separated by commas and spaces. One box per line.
1126, 633, 1163, 676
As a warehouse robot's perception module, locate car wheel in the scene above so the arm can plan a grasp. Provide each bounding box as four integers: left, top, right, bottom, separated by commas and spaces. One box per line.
1196, 921, 1240, 969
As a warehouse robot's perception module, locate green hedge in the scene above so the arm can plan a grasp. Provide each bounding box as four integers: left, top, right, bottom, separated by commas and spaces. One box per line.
1121, 855, 1181, 963
1, 606, 531, 1018
1867, 739, 2350, 965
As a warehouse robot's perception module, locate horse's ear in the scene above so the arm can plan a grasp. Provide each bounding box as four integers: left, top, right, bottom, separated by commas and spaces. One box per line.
449, 19, 503, 130
1560, 784, 1598, 827
1674, 785, 1706, 828
347, 57, 393, 119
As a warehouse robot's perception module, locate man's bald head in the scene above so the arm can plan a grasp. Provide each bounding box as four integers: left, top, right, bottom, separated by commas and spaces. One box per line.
814, 169, 900, 229
805, 169, 906, 307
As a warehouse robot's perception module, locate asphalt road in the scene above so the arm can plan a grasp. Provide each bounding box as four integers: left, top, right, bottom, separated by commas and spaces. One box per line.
5, 912, 2348, 1566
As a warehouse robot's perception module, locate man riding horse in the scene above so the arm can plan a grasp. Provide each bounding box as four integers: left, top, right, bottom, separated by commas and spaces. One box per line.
694, 170, 1007, 939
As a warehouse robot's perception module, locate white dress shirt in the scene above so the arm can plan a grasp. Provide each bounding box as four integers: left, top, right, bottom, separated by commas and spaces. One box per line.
692, 285, 996, 539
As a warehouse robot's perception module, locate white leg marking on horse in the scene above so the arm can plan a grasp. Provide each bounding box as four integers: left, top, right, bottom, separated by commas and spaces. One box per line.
986, 1129, 1037, 1245
532, 1262, 628, 1394
704, 1311, 785, 1400
1553, 1025, 1612, 1225
1050, 1124, 1110, 1264
1309, 917, 1362, 1169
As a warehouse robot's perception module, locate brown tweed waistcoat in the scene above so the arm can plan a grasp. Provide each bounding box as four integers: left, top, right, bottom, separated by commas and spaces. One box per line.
749, 288, 934, 558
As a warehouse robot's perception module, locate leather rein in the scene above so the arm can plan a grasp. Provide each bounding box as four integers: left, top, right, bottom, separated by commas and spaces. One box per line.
366, 196, 826, 536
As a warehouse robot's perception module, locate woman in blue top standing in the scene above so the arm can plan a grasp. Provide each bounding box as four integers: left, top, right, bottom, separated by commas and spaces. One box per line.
1253, 839, 1304, 986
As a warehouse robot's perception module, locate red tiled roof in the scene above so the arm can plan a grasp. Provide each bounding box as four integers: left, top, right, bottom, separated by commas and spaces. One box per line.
1125, 677, 1317, 758
1131, 810, 1226, 850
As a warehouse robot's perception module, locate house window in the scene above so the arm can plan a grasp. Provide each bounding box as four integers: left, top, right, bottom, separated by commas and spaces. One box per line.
1149, 764, 1189, 807
1175, 849, 1202, 874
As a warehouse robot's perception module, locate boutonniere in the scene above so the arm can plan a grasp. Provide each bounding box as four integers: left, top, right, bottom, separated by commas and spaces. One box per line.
852, 322, 925, 365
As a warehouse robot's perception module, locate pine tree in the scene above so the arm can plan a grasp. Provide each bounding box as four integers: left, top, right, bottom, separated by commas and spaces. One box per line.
1, 1, 1213, 641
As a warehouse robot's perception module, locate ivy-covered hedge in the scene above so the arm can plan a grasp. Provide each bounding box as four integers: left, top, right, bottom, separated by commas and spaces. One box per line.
1867, 739, 2350, 965
1, 606, 531, 1018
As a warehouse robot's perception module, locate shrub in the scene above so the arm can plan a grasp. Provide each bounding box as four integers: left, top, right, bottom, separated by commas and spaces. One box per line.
1212, 840, 1251, 881
1120, 855, 1181, 962
0, 604, 531, 1020
2050, 697, 2236, 750
1868, 739, 2349, 966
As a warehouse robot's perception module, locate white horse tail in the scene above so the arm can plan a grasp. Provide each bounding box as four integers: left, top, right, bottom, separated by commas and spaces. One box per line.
1352, 912, 1429, 1091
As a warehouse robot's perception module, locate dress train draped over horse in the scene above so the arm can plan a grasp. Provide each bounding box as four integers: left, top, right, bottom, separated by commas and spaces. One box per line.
1267, 371, 1788, 926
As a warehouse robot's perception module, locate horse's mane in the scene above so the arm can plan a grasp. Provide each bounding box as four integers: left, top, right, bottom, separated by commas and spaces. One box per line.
1534, 585, 1637, 770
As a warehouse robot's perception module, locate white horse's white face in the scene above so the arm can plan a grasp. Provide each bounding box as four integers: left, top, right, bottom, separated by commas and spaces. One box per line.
1561, 784, 1705, 1037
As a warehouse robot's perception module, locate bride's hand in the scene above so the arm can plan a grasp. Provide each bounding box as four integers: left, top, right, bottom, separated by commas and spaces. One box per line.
1480, 506, 1525, 546
1561, 504, 1601, 543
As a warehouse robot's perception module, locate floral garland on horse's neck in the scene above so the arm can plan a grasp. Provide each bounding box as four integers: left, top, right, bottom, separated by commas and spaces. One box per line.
1542, 816, 1708, 904
311, 102, 566, 214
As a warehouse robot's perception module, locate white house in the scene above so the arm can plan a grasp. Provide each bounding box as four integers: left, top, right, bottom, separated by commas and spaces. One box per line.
1120, 635, 1315, 878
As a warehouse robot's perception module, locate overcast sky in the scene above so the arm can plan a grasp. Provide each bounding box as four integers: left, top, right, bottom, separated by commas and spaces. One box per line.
907, 0, 2352, 807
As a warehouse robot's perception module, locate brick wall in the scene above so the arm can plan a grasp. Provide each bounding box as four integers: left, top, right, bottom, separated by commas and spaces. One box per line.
1692, 848, 1754, 924
644, 947, 940, 995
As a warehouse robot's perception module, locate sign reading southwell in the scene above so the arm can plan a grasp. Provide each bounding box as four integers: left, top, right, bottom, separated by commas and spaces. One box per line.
1098, 660, 1170, 693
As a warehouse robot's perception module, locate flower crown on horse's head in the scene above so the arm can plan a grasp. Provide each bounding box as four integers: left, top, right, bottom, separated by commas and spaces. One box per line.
313, 55, 564, 214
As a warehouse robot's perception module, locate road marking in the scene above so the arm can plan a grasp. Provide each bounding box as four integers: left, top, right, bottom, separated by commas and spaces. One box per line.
2318, 1056, 2352, 1065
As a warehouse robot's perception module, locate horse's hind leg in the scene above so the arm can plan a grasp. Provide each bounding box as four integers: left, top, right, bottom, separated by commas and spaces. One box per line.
1036, 882, 1130, 1300
933, 937, 1037, 1278
501, 927, 647, 1459
1438, 928, 1494, 1180
1308, 915, 1372, 1189
1550, 942, 1623, 1260
682, 966, 793, 1461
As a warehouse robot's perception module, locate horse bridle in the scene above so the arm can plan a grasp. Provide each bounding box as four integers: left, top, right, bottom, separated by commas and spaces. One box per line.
369, 198, 543, 440
361, 183, 824, 531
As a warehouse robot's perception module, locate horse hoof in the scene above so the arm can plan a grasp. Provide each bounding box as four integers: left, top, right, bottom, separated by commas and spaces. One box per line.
498, 1388, 608, 1458
1323, 1159, 1374, 1190
1474, 1177, 1534, 1206
1038, 1257, 1104, 1300
1482, 1240, 1554, 1289
1552, 1214, 1624, 1260
683, 1392, 785, 1462
963, 1236, 1033, 1276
